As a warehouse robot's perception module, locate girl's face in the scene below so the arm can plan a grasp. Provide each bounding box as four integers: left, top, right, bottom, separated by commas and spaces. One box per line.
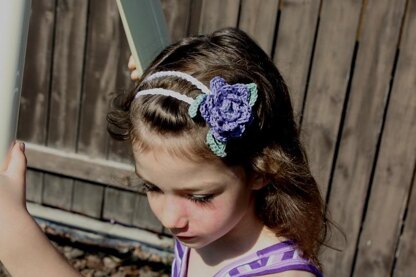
132, 143, 260, 249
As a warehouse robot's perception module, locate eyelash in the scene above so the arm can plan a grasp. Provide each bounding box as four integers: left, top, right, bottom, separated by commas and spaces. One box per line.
142, 183, 159, 192
142, 183, 214, 204
188, 194, 214, 204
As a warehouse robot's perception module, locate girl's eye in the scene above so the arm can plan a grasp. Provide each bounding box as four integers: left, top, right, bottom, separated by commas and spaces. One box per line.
142, 183, 161, 193
187, 194, 214, 204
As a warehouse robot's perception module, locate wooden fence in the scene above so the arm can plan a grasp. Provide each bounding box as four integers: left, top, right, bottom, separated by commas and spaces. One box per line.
16, 0, 415, 276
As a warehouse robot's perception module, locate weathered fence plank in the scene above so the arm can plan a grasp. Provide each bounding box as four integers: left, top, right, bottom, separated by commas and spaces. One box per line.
238, 0, 280, 56
161, 0, 191, 42
42, 173, 72, 209
77, 0, 119, 158
25, 143, 141, 190
353, 0, 416, 274
196, 0, 240, 34
18, 0, 55, 144
73, 0, 121, 217
105, 30, 134, 165
42, 0, 88, 210
18, 0, 56, 203
26, 170, 43, 203
300, 0, 362, 197
187, 0, 203, 35
71, 183, 104, 218
103, 188, 136, 225
273, 0, 321, 120
321, 0, 407, 275
132, 193, 163, 233
46, 0, 87, 152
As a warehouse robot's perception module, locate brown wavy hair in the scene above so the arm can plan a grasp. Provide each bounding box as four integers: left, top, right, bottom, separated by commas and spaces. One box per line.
107, 28, 328, 269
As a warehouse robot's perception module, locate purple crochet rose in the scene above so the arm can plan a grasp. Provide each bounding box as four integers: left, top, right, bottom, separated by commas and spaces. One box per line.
199, 77, 256, 143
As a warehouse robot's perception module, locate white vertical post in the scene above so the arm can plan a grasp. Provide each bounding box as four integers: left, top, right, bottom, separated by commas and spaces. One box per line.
0, 0, 31, 166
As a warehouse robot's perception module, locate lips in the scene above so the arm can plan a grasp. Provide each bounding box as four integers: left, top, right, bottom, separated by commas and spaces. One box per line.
176, 235, 197, 241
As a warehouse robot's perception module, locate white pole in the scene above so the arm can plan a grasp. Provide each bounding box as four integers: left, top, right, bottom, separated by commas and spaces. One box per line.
0, 0, 31, 167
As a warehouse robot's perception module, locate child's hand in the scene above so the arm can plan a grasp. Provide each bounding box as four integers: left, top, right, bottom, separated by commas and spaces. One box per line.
0, 142, 28, 221
0, 142, 82, 276
128, 55, 140, 81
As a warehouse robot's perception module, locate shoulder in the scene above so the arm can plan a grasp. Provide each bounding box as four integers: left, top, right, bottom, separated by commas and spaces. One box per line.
241, 239, 322, 277
263, 270, 316, 277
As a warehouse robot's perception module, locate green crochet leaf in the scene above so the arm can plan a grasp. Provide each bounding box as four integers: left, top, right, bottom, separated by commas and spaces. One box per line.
188, 94, 207, 118
206, 130, 226, 157
247, 83, 258, 107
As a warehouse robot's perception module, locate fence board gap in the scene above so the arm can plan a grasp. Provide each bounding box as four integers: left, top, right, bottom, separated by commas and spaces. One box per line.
390, 163, 416, 276
75, 0, 91, 154
44, 0, 58, 149
393, 162, 416, 276
238, 0, 279, 55
325, 40, 359, 205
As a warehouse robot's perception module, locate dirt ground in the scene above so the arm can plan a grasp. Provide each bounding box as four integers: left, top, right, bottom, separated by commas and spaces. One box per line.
60, 241, 170, 276
0, 235, 171, 277
58, 239, 171, 277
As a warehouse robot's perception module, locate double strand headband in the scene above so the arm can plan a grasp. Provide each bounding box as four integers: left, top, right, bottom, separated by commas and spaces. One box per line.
135, 71, 258, 157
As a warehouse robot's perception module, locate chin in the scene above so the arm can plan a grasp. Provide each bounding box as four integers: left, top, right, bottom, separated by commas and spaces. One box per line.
176, 235, 215, 249
178, 240, 207, 249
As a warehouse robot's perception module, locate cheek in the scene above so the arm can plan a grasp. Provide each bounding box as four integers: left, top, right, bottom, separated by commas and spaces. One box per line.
204, 189, 252, 223
146, 194, 189, 219
189, 198, 240, 228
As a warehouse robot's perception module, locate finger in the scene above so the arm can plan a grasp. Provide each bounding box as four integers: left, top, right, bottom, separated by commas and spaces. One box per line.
6, 142, 27, 184
131, 70, 140, 81
128, 55, 137, 70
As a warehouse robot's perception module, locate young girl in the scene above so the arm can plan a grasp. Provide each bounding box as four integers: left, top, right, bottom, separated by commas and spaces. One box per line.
0, 28, 327, 276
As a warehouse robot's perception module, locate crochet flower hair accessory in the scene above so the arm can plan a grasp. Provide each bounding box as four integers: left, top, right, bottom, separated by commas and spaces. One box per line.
135, 71, 258, 157
189, 76, 257, 157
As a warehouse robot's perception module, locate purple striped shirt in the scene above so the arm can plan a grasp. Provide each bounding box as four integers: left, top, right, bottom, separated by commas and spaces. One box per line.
171, 240, 323, 277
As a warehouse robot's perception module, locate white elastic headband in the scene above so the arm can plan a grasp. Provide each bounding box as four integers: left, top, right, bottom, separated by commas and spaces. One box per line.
135, 71, 210, 104
144, 71, 211, 94
134, 88, 194, 104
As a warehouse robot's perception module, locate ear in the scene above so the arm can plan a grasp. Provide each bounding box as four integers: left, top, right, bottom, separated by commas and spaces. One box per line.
249, 173, 268, 190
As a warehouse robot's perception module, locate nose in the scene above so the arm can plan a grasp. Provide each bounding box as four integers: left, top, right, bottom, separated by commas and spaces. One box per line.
159, 195, 188, 230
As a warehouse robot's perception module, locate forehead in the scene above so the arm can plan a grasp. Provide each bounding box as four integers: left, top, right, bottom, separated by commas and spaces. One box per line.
132, 143, 246, 190
131, 116, 213, 161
